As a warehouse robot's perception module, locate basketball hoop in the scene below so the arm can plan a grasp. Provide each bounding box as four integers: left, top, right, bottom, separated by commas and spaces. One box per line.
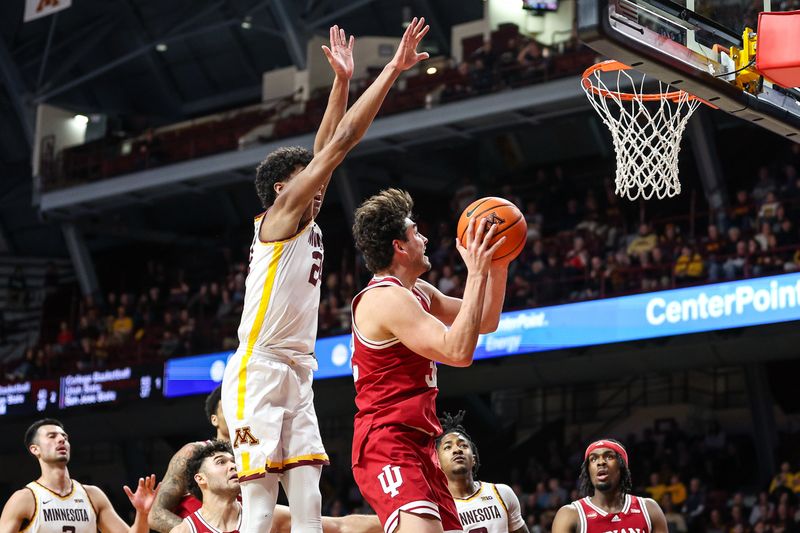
581, 60, 708, 201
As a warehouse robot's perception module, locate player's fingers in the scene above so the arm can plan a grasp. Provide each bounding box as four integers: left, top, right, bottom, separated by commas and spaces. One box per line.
123, 486, 133, 499
321, 46, 333, 60
464, 216, 476, 247
473, 217, 488, 246
329, 26, 336, 46
481, 221, 499, 246
415, 17, 426, 34
339, 28, 346, 47
416, 52, 430, 62
404, 18, 417, 40
416, 24, 430, 42
487, 236, 507, 257
348, 34, 354, 50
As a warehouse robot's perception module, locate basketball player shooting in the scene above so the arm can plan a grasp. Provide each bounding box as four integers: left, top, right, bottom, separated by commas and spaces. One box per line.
220, 20, 432, 533
349, 189, 516, 533
552, 440, 668, 533
0, 418, 159, 533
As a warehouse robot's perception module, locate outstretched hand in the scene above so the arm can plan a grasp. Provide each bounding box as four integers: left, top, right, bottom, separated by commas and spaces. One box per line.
455, 217, 506, 276
389, 17, 430, 71
123, 474, 160, 515
321, 25, 354, 80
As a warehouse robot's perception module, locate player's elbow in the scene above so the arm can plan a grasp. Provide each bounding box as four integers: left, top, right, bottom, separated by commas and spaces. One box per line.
479, 318, 500, 334
330, 124, 357, 151
445, 352, 474, 367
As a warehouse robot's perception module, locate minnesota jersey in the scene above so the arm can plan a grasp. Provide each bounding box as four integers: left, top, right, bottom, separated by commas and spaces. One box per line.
351, 276, 441, 439
183, 505, 241, 533
454, 482, 525, 533
24, 480, 97, 533
572, 494, 652, 533
237, 214, 324, 367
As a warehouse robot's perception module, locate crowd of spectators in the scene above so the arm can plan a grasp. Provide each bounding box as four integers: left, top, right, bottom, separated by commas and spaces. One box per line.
6, 147, 800, 380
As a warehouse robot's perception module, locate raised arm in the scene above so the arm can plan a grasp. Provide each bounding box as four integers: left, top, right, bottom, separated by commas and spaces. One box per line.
88, 475, 159, 533
314, 25, 354, 155
356, 218, 503, 367
149, 443, 197, 533
265, 18, 430, 239
422, 261, 509, 334
0, 489, 34, 533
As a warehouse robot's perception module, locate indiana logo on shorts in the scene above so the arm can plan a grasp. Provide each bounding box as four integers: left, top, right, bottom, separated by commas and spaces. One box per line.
378, 465, 403, 497
232, 426, 260, 448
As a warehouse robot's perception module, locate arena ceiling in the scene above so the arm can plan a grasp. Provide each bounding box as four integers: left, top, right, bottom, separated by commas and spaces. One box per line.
0, 0, 484, 254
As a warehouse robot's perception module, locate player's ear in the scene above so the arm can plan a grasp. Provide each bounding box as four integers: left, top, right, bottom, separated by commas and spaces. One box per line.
195, 472, 205, 487
274, 182, 285, 195
210, 414, 219, 428
28, 444, 39, 457
393, 238, 407, 254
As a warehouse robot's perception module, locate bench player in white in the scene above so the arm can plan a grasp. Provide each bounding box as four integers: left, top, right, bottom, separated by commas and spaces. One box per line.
220, 18, 432, 533
0, 418, 158, 533
436, 412, 529, 533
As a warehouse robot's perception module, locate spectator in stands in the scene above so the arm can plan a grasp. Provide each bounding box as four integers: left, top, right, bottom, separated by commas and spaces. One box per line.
660, 223, 683, 258
758, 191, 781, 226
6, 348, 36, 380
666, 474, 688, 507
437, 264, 459, 296
628, 223, 658, 257
546, 478, 567, 508
7, 266, 28, 309
752, 165, 777, 204
750, 492, 774, 525
730, 190, 755, 233
646, 472, 668, 502
660, 494, 688, 533
723, 240, 749, 280
674, 245, 704, 282
94, 332, 109, 367
138, 128, 165, 168
702, 224, 724, 281
55, 321, 74, 353
770, 462, 796, 494
682, 478, 706, 529
111, 306, 133, 345
517, 39, 549, 80
706, 508, 726, 533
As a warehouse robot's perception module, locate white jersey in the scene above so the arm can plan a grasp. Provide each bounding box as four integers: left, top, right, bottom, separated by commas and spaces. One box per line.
237, 214, 324, 367
454, 482, 525, 533
23, 480, 97, 533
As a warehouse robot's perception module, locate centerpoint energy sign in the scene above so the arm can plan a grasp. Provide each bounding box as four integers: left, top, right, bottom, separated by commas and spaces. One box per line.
163, 273, 800, 397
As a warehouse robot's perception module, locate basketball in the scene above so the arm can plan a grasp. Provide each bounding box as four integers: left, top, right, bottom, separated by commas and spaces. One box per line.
457, 197, 527, 262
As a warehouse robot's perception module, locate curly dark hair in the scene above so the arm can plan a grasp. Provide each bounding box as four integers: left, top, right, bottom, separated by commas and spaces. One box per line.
254, 146, 313, 209
24, 418, 65, 453
435, 411, 481, 475
352, 188, 414, 273
204, 385, 221, 423
186, 439, 234, 501
578, 438, 632, 497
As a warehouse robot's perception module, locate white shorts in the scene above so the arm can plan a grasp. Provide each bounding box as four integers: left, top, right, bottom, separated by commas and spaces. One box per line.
221, 348, 328, 481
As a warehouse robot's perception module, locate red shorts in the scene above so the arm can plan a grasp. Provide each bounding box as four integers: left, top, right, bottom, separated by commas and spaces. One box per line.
352, 424, 463, 533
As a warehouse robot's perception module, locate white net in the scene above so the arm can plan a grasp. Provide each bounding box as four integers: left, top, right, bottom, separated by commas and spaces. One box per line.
582, 63, 703, 201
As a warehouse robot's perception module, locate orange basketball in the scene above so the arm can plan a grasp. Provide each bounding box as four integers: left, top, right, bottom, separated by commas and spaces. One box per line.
457, 197, 527, 262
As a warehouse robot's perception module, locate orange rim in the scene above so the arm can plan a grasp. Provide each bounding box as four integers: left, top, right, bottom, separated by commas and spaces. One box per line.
582, 60, 710, 105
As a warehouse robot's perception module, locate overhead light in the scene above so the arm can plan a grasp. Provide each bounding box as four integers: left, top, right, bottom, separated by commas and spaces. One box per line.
73, 115, 88, 126
155, 43, 168, 52
241, 20, 252, 29
426, 67, 437, 75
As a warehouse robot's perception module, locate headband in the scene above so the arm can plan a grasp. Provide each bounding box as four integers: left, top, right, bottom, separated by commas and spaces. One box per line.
584, 440, 628, 466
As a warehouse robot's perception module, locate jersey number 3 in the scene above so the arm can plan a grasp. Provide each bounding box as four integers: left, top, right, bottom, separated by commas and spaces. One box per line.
425, 361, 437, 387
308, 251, 323, 286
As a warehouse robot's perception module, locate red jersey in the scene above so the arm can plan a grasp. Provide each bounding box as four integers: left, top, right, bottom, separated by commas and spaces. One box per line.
572, 494, 652, 533
351, 276, 441, 443
183, 506, 241, 533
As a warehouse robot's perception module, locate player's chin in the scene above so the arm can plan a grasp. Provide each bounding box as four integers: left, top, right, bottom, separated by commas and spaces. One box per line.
594, 480, 612, 492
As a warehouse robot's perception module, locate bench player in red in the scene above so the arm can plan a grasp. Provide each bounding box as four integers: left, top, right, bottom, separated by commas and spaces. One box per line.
350, 189, 515, 533
552, 440, 668, 533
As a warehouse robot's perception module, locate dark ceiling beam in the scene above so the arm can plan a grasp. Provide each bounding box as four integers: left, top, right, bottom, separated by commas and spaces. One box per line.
38, 22, 119, 95
34, 19, 240, 104
412, 0, 450, 56
18, 16, 113, 71
35, 13, 59, 90
269, 0, 308, 69
220, 0, 262, 81
0, 36, 34, 149
122, 0, 186, 110
304, 0, 380, 28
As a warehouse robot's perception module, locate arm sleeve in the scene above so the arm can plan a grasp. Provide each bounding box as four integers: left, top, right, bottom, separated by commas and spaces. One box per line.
496, 483, 526, 531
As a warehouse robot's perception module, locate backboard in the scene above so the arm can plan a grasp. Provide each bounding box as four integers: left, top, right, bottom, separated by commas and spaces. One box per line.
578, 0, 800, 141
